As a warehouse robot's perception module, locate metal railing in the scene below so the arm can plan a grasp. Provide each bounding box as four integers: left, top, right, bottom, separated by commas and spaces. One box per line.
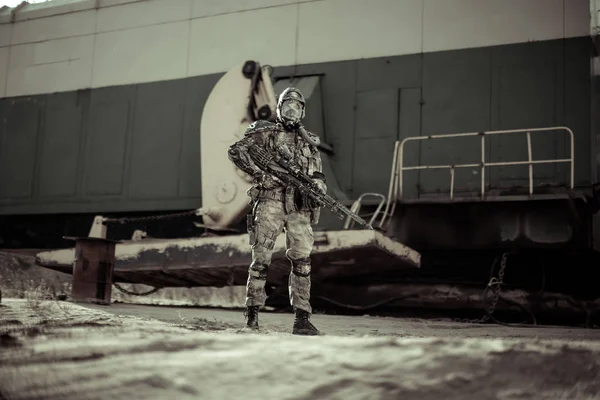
344, 192, 386, 230
376, 126, 575, 229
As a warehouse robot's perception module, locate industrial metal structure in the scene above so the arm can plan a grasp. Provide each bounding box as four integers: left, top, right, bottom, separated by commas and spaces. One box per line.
34, 61, 422, 305
0, 0, 599, 319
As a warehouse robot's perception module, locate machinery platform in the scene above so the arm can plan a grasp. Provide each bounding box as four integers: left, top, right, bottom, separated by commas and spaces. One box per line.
35, 230, 421, 289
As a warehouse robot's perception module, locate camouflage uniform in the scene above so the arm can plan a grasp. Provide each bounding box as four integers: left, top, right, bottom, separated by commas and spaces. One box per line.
228, 87, 326, 335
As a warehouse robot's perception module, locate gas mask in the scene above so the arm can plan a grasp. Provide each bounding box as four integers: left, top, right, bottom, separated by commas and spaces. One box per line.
280, 99, 303, 125
276, 87, 306, 128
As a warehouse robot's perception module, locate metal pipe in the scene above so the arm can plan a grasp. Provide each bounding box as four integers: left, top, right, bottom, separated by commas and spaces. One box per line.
410, 126, 576, 138
481, 135, 485, 198
565, 127, 575, 189
450, 168, 455, 200
387, 141, 405, 228
398, 140, 406, 199
344, 193, 386, 230
527, 131, 533, 196
386, 194, 398, 230
485, 159, 572, 167
402, 163, 482, 171
367, 193, 387, 227
400, 159, 571, 171
381, 141, 403, 229
380, 142, 400, 228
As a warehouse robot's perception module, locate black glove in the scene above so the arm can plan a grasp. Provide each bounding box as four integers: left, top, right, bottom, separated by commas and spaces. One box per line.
313, 179, 327, 194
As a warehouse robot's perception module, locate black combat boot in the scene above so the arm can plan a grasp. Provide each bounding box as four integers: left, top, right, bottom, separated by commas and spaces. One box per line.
292, 308, 320, 336
244, 306, 260, 330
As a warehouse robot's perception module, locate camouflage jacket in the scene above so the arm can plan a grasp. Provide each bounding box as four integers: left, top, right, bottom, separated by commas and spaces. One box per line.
228, 119, 326, 222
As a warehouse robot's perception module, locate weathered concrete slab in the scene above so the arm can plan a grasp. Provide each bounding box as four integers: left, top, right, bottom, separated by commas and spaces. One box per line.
35, 230, 421, 288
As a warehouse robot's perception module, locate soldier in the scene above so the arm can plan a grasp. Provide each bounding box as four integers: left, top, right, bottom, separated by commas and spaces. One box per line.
227, 87, 327, 336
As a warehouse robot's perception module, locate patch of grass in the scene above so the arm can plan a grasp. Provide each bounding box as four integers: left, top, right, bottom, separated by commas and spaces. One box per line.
0, 252, 74, 329
0, 252, 71, 304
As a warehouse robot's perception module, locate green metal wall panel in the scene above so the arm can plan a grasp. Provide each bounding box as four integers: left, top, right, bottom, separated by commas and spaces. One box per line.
0, 37, 592, 215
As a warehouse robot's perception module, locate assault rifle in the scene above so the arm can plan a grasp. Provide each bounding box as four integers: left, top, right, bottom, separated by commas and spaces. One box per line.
247, 143, 373, 230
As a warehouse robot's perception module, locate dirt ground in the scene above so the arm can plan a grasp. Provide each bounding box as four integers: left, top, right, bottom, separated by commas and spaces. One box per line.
1, 299, 600, 400
84, 301, 600, 341
2, 250, 600, 399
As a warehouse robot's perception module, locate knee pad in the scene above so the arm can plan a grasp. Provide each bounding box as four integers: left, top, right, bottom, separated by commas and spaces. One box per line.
291, 258, 311, 277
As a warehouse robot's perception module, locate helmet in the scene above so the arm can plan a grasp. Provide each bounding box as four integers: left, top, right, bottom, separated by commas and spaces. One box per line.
276, 87, 305, 127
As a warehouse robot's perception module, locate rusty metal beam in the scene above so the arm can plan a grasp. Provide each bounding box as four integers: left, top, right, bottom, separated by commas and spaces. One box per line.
66, 236, 119, 305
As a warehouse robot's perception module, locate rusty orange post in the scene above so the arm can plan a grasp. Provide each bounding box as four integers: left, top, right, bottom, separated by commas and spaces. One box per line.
64, 236, 119, 305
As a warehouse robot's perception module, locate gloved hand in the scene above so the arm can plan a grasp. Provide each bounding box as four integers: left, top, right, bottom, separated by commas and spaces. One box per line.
313, 179, 327, 194
307, 179, 327, 209
252, 170, 264, 184
253, 171, 282, 190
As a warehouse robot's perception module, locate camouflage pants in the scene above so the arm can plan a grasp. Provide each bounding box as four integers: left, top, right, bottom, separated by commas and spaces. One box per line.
246, 199, 314, 314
